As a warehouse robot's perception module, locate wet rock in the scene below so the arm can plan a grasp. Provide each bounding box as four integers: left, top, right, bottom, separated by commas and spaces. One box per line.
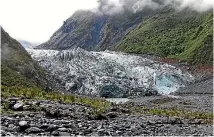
32, 101, 40, 106
53, 120, 70, 125
59, 132, 71, 136
57, 127, 68, 132
1, 126, 7, 131
45, 108, 61, 118
37, 133, 47, 136
40, 123, 49, 129
4, 116, 14, 121
89, 114, 108, 120
51, 131, 59, 136
116, 130, 123, 135
28, 113, 35, 117
8, 97, 19, 102
18, 121, 29, 131
106, 112, 118, 118
98, 129, 110, 136
0, 130, 7, 136
140, 124, 146, 128
23, 105, 31, 111
83, 129, 93, 135
169, 117, 184, 125
7, 124, 18, 132
8, 101, 17, 109
5, 132, 14, 136
46, 124, 59, 132
120, 108, 131, 113
26, 127, 44, 133
13, 102, 24, 111
147, 120, 156, 125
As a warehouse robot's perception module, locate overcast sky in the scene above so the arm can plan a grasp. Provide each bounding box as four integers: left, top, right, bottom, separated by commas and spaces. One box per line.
0, 0, 213, 44
0, 0, 98, 43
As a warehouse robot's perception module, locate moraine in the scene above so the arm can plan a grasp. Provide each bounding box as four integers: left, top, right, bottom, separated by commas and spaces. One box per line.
27, 48, 194, 98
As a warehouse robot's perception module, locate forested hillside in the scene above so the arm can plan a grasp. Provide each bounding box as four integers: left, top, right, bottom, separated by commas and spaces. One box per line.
1, 28, 61, 91
117, 8, 213, 65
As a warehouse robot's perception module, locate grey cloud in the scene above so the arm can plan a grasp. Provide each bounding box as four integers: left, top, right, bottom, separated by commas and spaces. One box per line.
94, 0, 213, 15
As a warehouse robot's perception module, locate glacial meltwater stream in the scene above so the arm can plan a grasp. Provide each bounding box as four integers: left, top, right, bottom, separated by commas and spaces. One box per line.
27, 48, 194, 98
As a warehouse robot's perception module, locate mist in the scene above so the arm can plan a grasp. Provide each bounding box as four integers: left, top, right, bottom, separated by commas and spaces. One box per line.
95, 0, 214, 15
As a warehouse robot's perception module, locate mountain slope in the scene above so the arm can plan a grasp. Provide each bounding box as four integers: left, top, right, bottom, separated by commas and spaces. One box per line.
37, 9, 155, 51
18, 39, 39, 49
1, 28, 57, 91
116, 8, 213, 65
37, 6, 213, 65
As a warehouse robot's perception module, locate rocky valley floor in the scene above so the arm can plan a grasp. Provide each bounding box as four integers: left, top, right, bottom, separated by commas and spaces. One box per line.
1, 93, 213, 136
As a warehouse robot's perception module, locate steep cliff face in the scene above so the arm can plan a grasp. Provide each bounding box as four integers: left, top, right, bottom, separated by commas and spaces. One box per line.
37, 9, 155, 51
1, 28, 62, 91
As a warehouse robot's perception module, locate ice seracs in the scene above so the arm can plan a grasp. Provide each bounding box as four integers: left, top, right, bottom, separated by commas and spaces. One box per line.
27, 48, 194, 97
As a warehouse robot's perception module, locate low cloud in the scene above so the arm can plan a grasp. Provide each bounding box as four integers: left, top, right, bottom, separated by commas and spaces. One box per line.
173, 0, 214, 12
94, 0, 214, 15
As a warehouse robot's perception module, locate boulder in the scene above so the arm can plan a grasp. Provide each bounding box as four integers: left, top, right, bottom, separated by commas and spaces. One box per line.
13, 102, 24, 111
26, 127, 44, 133
106, 112, 118, 118
169, 117, 184, 125
18, 121, 29, 131
45, 108, 61, 118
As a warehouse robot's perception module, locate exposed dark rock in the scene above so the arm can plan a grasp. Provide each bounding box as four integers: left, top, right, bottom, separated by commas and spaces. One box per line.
46, 124, 59, 132
58, 132, 71, 136
51, 131, 60, 136
18, 121, 29, 131
13, 102, 24, 111
26, 127, 44, 133
0, 130, 7, 136
45, 109, 61, 118
169, 117, 184, 125
89, 114, 108, 120
57, 127, 68, 132
106, 112, 118, 118
1, 97, 213, 136
23, 105, 31, 111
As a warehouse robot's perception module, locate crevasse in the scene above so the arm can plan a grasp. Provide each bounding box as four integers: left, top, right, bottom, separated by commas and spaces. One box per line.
27, 48, 194, 97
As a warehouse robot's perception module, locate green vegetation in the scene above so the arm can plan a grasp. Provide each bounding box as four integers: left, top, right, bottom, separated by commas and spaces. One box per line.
2, 85, 212, 121
117, 8, 213, 65
1, 86, 111, 113
1, 65, 37, 88
131, 106, 213, 121
1, 28, 50, 91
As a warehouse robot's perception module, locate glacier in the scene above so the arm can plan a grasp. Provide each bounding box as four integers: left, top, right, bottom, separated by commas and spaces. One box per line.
27, 48, 194, 97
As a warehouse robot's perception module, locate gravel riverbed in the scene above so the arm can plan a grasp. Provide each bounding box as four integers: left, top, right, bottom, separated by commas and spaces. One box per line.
1, 94, 213, 136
